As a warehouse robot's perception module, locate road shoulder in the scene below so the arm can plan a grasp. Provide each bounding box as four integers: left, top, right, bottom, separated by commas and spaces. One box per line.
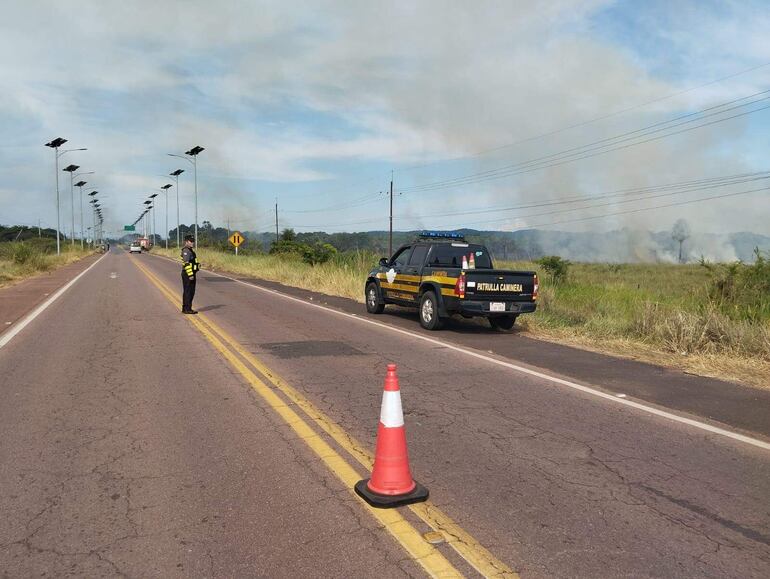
0, 253, 101, 339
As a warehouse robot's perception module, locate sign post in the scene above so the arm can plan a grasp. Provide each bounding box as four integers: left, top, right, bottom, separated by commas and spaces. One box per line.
228, 231, 244, 255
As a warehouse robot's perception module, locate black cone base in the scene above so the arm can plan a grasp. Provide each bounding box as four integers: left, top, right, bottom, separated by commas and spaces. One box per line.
354, 478, 429, 508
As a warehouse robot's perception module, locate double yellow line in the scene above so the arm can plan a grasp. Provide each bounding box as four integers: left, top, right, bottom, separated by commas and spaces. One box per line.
133, 258, 518, 578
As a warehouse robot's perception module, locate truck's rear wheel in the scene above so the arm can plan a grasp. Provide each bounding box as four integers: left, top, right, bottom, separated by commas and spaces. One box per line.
419, 291, 443, 330
489, 315, 517, 331
365, 282, 385, 314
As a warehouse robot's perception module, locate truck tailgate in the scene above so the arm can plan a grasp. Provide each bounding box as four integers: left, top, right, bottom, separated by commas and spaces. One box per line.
464, 270, 536, 301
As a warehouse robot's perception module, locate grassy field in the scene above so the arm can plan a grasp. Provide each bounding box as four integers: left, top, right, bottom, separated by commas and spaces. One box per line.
0, 240, 93, 288
156, 246, 770, 389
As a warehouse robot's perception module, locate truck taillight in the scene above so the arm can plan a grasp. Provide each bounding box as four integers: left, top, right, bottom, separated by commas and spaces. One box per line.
454, 273, 466, 298
533, 273, 539, 300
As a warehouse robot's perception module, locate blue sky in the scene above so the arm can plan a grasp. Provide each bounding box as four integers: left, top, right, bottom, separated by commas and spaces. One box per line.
1, 0, 769, 239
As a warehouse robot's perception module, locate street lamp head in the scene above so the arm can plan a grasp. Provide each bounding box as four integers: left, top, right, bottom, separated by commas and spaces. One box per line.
63, 164, 79, 173
74, 180, 87, 187
45, 137, 67, 148
143, 200, 152, 205
88, 191, 98, 196
161, 184, 172, 190
185, 145, 205, 156
170, 169, 184, 176
149, 193, 158, 198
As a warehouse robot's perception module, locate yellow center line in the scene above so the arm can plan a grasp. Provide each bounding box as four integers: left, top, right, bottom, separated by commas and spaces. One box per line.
131, 259, 463, 578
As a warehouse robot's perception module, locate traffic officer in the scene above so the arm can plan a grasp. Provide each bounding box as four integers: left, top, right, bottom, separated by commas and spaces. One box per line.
181, 234, 200, 314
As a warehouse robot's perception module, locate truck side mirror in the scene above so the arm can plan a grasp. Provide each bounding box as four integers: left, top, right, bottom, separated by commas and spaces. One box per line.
379, 257, 389, 267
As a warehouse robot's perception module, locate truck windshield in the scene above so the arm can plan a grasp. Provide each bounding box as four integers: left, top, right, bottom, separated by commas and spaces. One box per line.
428, 244, 493, 268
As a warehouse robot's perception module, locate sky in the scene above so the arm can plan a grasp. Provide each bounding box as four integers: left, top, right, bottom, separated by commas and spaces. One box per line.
1, 0, 769, 240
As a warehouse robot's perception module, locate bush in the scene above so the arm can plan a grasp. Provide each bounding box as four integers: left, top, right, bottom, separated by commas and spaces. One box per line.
700, 248, 770, 322
302, 242, 337, 265
536, 255, 571, 284
270, 239, 306, 256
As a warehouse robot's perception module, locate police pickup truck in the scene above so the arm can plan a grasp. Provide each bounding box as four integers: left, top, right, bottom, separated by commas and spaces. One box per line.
365, 231, 538, 330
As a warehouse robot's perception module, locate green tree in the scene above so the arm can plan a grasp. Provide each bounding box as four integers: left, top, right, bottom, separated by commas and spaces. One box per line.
536, 255, 571, 285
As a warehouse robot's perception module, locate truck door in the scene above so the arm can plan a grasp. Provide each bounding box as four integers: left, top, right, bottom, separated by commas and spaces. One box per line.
382, 246, 414, 303
403, 244, 429, 304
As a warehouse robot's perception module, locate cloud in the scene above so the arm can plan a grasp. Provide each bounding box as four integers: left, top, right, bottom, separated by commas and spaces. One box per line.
0, 0, 768, 242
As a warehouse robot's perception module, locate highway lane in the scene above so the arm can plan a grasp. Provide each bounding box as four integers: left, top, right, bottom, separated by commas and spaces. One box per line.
139, 251, 770, 578
0, 248, 430, 577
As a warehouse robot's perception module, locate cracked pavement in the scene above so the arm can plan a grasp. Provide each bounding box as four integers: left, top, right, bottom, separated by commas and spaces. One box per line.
0, 249, 419, 578
139, 253, 770, 578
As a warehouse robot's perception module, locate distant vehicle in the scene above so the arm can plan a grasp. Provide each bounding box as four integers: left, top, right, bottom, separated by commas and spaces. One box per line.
137, 237, 152, 250
365, 231, 538, 330
129, 242, 142, 254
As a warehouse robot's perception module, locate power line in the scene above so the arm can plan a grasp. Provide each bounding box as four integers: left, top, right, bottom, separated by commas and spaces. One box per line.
277, 172, 770, 231
398, 61, 770, 173
524, 185, 770, 230
401, 90, 770, 193
397, 170, 770, 220
449, 173, 770, 228
283, 192, 383, 213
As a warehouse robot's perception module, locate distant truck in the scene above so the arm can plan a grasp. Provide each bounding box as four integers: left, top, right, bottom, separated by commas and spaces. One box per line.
137, 237, 152, 250
365, 231, 538, 330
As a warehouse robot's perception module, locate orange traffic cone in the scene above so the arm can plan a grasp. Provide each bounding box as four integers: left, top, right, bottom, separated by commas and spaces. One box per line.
355, 364, 429, 508
462, 254, 468, 269
469, 252, 476, 269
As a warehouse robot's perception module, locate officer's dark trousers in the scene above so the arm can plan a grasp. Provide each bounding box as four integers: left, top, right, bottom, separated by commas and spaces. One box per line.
182, 273, 196, 311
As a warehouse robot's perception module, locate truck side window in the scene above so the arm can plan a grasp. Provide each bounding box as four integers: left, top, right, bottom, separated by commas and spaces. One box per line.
408, 245, 429, 266
391, 247, 412, 267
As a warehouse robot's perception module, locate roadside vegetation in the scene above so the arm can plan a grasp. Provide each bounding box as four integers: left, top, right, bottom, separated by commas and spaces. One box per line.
0, 239, 92, 288
154, 243, 770, 389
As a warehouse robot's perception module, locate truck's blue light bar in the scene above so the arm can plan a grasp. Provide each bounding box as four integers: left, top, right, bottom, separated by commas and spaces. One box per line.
419, 230, 465, 240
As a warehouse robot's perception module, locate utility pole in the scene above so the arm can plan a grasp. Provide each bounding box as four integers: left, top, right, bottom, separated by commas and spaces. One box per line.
275, 200, 279, 242
389, 174, 394, 257
38, 220, 41, 237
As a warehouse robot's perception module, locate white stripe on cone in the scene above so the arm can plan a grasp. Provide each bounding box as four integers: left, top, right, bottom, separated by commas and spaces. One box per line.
379, 390, 404, 428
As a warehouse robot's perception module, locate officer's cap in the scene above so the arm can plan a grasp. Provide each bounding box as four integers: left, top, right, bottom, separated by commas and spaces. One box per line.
184, 235, 195, 242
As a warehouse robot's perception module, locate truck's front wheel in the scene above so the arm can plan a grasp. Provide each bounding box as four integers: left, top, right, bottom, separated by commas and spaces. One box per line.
365, 282, 385, 314
489, 315, 517, 331
419, 291, 443, 330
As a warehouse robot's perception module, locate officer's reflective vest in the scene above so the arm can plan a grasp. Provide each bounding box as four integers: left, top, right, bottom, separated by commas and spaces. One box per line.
181, 250, 200, 278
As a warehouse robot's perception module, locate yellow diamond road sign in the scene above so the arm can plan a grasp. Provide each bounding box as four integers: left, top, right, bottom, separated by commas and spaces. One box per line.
229, 231, 244, 247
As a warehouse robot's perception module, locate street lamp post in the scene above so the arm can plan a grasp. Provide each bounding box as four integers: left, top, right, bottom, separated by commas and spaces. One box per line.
62, 164, 79, 247
143, 200, 152, 244
90, 202, 97, 247
148, 193, 158, 247
74, 180, 88, 247
83, 188, 97, 246
73, 172, 94, 248
44, 138, 67, 255
168, 146, 204, 248
45, 139, 87, 254
89, 192, 98, 248
161, 184, 172, 249
170, 169, 184, 248
94, 204, 101, 244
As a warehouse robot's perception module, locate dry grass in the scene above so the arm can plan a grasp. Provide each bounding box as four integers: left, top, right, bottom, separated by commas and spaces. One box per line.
156, 247, 367, 302
0, 243, 93, 288
156, 247, 770, 390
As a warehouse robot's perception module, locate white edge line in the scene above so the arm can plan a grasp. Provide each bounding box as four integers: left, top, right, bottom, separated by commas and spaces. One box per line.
0, 253, 108, 350
150, 254, 770, 452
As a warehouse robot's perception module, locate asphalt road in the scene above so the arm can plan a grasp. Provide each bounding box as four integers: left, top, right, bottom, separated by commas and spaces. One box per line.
1, 248, 769, 578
